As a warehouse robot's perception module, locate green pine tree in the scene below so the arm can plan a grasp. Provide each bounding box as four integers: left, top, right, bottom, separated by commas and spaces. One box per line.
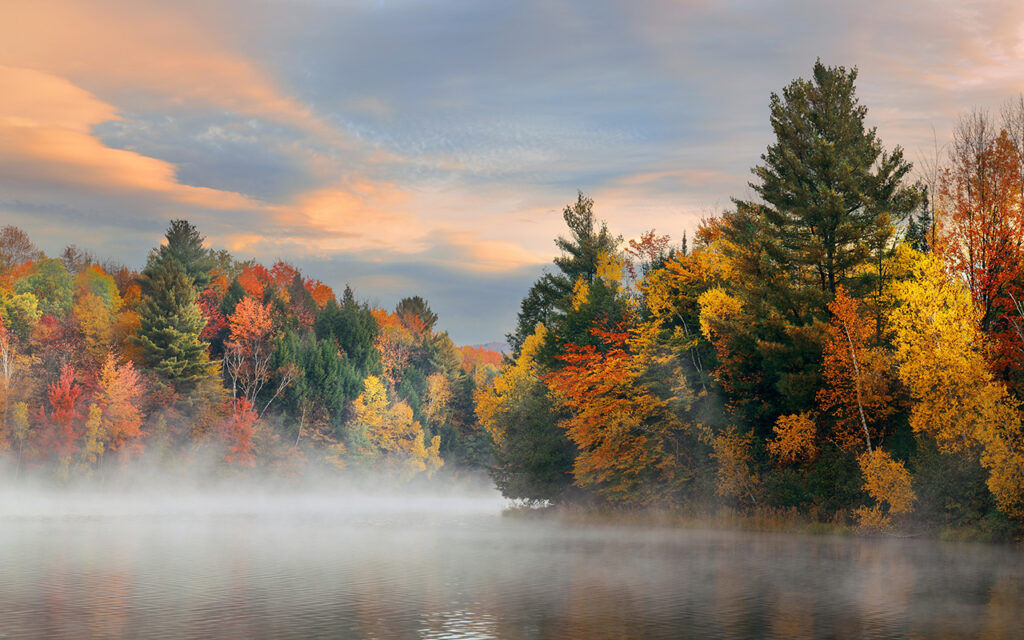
507, 191, 620, 355
133, 259, 218, 392
146, 219, 216, 291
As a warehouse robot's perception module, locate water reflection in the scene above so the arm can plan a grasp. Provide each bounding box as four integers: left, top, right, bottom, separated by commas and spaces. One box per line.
0, 496, 1020, 639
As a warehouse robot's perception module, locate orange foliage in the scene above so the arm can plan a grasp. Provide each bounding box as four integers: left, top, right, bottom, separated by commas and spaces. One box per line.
238, 264, 270, 300
458, 345, 503, 372
305, 279, 335, 309
370, 308, 401, 329
547, 326, 689, 504
941, 127, 1024, 385
220, 397, 257, 467
767, 413, 818, 465
817, 287, 897, 452
97, 354, 145, 457
270, 261, 300, 295
224, 297, 276, 405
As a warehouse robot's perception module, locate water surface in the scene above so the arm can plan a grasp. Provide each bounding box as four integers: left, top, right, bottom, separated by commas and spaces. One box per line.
0, 490, 1020, 639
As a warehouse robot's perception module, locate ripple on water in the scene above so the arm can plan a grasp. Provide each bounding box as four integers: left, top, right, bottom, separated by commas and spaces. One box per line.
0, 499, 1020, 639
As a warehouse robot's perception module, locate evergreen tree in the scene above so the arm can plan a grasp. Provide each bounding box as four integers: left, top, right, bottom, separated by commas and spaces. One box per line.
713, 61, 923, 432
315, 286, 381, 376
133, 260, 218, 391
145, 220, 215, 291
507, 191, 621, 355
740, 60, 922, 310
220, 276, 246, 318
396, 296, 438, 333
906, 191, 933, 253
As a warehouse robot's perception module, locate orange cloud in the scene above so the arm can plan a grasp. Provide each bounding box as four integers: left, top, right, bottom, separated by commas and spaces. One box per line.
0, 1, 342, 143
0, 65, 274, 212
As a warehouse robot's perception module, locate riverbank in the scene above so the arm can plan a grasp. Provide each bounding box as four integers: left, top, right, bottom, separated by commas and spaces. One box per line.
503, 503, 1023, 544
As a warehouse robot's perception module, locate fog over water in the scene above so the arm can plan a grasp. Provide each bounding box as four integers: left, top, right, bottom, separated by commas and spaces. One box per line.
1, 484, 1021, 639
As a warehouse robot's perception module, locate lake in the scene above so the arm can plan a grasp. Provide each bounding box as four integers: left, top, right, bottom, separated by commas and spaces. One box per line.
0, 489, 1020, 639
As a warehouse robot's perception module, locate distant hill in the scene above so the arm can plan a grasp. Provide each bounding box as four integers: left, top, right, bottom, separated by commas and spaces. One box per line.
470, 341, 511, 355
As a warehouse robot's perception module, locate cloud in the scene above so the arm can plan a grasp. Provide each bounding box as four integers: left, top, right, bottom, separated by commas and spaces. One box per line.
4, 0, 1024, 341
0, 66, 275, 213
0, 0, 341, 142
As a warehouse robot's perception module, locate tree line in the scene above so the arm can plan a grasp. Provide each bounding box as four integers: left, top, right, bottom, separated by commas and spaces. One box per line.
0, 221, 499, 481
478, 61, 1024, 535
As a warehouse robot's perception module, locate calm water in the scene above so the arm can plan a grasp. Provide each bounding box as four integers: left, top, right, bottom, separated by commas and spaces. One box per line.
0, 490, 1021, 639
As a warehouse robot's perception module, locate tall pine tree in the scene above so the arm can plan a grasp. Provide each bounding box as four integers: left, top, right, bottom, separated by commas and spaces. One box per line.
133, 258, 218, 392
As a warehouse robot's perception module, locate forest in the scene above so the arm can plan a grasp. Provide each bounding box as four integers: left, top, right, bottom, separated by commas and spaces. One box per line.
0, 218, 501, 484
480, 62, 1024, 537
3, 61, 1024, 537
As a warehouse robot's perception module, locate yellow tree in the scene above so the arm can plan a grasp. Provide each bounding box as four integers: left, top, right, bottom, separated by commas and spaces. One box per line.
75, 292, 115, 369
706, 427, 760, 508
889, 247, 1024, 517
767, 412, 818, 465
855, 449, 916, 530
475, 325, 549, 447
351, 375, 443, 477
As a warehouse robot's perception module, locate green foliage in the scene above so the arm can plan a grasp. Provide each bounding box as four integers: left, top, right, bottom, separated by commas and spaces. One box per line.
0, 290, 41, 339
742, 59, 922, 305
315, 287, 381, 377
133, 259, 217, 391
76, 266, 120, 310
489, 384, 574, 503
220, 277, 247, 318
396, 296, 438, 333
271, 331, 363, 439
144, 219, 215, 291
507, 191, 621, 355
15, 257, 74, 320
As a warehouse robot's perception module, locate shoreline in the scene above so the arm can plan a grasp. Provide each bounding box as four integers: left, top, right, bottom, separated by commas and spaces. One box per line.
502, 503, 1024, 545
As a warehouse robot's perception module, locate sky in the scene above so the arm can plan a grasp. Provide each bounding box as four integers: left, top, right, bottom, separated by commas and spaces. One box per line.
2, 0, 1024, 344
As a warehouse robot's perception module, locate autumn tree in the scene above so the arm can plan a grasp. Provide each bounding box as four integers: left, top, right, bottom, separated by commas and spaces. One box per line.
855, 448, 916, 530
219, 397, 257, 468
349, 375, 442, 477
816, 287, 898, 452
889, 248, 1024, 517
477, 325, 574, 502
96, 354, 145, 459
44, 364, 83, 472
15, 258, 74, 320
940, 111, 1024, 389
0, 290, 41, 340
767, 413, 818, 466
0, 226, 40, 275
547, 323, 696, 505
224, 297, 276, 406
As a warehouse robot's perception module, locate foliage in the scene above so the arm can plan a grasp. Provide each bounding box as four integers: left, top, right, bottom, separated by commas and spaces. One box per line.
133, 259, 218, 392
477, 324, 574, 502
855, 448, 915, 531
767, 413, 818, 465
15, 258, 74, 320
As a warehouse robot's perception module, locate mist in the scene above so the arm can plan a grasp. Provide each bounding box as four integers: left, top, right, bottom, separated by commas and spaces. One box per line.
2, 476, 1023, 639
